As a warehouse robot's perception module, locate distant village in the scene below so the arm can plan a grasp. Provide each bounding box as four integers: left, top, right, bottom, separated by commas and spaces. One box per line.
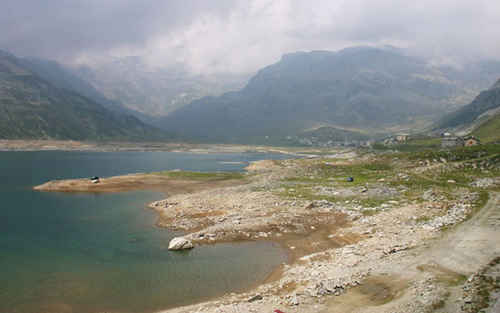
383, 132, 480, 148
285, 135, 374, 147
287, 132, 481, 148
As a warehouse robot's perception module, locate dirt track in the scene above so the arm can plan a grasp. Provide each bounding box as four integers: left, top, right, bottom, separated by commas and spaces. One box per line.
320, 192, 500, 313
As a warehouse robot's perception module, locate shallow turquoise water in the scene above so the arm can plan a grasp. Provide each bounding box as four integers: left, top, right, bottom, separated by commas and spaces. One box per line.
0, 151, 288, 313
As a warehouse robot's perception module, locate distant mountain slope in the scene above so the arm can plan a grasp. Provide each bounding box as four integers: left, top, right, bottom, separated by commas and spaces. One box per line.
468, 79, 500, 143
0, 50, 169, 140
472, 112, 500, 143
19, 57, 155, 123
287, 126, 372, 146
435, 78, 500, 131
161, 47, 500, 143
73, 57, 250, 116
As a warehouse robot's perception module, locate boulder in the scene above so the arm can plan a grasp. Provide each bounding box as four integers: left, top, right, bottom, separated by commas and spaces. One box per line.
247, 294, 263, 302
168, 237, 194, 250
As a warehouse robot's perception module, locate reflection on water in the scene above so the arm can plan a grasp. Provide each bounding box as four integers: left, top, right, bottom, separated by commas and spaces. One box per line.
0, 151, 287, 313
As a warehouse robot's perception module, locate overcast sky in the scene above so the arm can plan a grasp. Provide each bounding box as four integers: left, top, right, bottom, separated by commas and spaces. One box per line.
1, 0, 500, 74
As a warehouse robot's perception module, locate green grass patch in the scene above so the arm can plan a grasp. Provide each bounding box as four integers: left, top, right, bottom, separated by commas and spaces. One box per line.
153, 170, 245, 181
358, 198, 388, 208
407, 144, 500, 162
434, 169, 475, 185
361, 209, 379, 216
390, 174, 447, 191
305, 161, 394, 186
284, 171, 385, 186
361, 162, 393, 171
417, 264, 467, 286
472, 114, 500, 143
470, 190, 490, 217
373, 137, 441, 152
278, 184, 390, 208
277, 184, 324, 201
415, 215, 432, 223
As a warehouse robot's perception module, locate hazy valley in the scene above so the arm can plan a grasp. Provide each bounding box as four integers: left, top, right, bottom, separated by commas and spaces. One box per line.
2, 2, 500, 312
4, 46, 500, 145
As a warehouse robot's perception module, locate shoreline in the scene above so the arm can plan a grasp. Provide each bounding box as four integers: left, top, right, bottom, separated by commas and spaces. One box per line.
0, 139, 318, 157
33, 172, 248, 194
33, 150, 500, 313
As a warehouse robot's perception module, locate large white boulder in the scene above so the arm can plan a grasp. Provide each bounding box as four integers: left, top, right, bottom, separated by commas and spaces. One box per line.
168, 237, 194, 250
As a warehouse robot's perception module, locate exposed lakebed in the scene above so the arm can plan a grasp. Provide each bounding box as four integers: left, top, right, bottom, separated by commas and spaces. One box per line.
0, 151, 288, 313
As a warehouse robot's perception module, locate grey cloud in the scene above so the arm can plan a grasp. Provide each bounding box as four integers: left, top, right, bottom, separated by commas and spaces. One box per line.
1, 0, 499, 73
0, 0, 234, 61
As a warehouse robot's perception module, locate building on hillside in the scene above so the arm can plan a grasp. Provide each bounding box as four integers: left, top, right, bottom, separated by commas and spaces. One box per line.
463, 136, 480, 147
395, 134, 409, 142
441, 136, 464, 148
383, 134, 410, 146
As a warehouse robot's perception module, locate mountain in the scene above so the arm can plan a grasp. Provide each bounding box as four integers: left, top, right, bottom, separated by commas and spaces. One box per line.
19, 57, 155, 123
472, 112, 500, 143
287, 126, 373, 147
160, 47, 500, 144
0, 50, 169, 140
73, 57, 250, 116
435, 78, 500, 132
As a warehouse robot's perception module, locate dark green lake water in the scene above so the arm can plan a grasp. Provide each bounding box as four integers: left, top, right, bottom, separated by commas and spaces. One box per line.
0, 151, 288, 313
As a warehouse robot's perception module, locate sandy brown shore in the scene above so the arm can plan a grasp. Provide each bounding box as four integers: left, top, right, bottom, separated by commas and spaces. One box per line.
33, 172, 246, 194
33, 149, 500, 313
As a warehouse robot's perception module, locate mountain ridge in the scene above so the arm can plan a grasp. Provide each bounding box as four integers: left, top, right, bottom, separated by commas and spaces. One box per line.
0, 50, 169, 141
72, 58, 250, 116
435, 77, 500, 132
160, 47, 500, 144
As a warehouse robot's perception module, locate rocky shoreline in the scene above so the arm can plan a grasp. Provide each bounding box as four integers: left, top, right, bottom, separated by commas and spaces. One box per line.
0, 139, 310, 156
33, 147, 500, 313
152, 151, 500, 313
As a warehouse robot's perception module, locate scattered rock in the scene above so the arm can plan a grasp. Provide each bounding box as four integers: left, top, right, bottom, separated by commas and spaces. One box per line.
168, 237, 194, 250
305, 202, 315, 210
142, 154, 489, 313
383, 244, 409, 255
288, 294, 299, 306
470, 178, 496, 188
247, 294, 263, 302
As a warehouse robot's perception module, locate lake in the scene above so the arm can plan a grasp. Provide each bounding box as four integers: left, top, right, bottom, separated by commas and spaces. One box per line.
0, 151, 288, 313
